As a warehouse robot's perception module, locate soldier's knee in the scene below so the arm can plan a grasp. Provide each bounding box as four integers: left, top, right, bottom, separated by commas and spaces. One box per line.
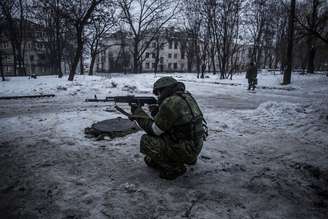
140, 134, 151, 154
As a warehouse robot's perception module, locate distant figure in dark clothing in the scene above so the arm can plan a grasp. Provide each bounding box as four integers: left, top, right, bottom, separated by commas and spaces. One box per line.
246, 62, 257, 90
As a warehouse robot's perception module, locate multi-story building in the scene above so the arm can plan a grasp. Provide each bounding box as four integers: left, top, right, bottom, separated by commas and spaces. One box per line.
96, 31, 133, 73
95, 28, 253, 74
142, 38, 188, 73
0, 19, 52, 76
95, 29, 194, 73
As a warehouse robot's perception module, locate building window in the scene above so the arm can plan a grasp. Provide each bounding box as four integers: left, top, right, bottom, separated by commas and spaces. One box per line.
174, 63, 178, 69
39, 54, 45, 60
174, 41, 178, 49
168, 63, 172, 69
168, 53, 172, 58
5, 55, 11, 62
145, 52, 150, 58
181, 52, 185, 59
2, 41, 9, 49
160, 57, 164, 64
248, 48, 252, 57
152, 63, 155, 68
30, 55, 34, 61
145, 62, 150, 69
152, 53, 155, 58
169, 41, 172, 49
173, 53, 177, 59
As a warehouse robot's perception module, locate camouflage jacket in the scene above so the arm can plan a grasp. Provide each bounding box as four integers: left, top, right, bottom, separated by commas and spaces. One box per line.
132, 91, 204, 142
246, 66, 257, 79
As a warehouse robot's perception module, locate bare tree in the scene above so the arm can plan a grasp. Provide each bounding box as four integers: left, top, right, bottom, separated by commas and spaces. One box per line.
31, 0, 71, 78
206, 0, 218, 76
0, 0, 29, 76
270, 2, 289, 71
295, 0, 328, 73
283, 0, 296, 85
0, 10, 4, 80
244, 0, 271, 69
151, 30, 167, 75
86, 4, 118, 75
215, 0, 242, 79
296, 0, 328, 46
0, 51, 5, 81
118, 0, 180, 73
183, 0, 243, 78
182, 0, 202, 76
199, 0, 214, 78
59, 0, 105, 81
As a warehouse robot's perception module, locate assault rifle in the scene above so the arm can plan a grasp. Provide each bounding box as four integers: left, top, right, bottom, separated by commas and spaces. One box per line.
85, 95, 157, 118
85, 95, 157, 105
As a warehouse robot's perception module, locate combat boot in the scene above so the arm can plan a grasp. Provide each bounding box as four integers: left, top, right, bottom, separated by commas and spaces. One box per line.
185, 158, 197, 165
144, 156, 161, 169
159, 165, 186, 180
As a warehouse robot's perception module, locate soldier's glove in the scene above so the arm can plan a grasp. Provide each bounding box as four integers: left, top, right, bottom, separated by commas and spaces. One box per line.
130, 103, 139, 114
130, 107, 155, 135
148, 104, 159, 117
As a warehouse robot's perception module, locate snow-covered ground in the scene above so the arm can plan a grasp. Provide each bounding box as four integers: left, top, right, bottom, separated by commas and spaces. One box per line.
0, 72, 328, 218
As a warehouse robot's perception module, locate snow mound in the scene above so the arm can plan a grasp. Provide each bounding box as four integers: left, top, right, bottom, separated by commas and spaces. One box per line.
245, 101, 328, 146
255, 101, 309, 117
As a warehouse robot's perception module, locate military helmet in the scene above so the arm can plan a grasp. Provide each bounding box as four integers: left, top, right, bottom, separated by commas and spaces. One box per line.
153, 76, 178, 95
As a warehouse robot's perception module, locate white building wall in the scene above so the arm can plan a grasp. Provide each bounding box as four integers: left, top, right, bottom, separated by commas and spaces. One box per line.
95, 32, 254, 73
142, 40, 188, 72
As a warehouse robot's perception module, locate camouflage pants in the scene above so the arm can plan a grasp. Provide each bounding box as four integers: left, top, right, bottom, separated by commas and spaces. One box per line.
248, 78, 257, 90
140, 134, 202, 168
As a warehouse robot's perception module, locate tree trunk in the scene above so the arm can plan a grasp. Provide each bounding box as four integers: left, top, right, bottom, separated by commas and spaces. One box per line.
307, 48, 316, 74
220, 58, 226, 79
56, 27, 63, 78
56, 5, 63, 78
89, 53, 96, 75
306, 36, 316, 73
283, 0, 296, 85
256, 47, 262, 69
80, 53, 84, 75
11, 43, 17, 76
133, 39, 139, 73
154, 44, 160, 75
196, 43, 201, 78
68, 26, 83, 81
211, 46, 216, 75
0, 53, 5, 81
187, 52, 193, 72
196, 56, 201, 78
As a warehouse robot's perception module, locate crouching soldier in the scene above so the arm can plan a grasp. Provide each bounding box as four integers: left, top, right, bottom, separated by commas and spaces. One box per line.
130, 77, 207, 180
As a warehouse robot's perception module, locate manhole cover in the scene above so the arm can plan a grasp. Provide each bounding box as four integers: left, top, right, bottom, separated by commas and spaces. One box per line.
85, 117, 141, 140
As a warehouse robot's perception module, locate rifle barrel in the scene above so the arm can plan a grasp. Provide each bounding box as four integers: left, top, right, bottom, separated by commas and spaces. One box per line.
85, 96, 157, 104
85, 99, 108, 102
